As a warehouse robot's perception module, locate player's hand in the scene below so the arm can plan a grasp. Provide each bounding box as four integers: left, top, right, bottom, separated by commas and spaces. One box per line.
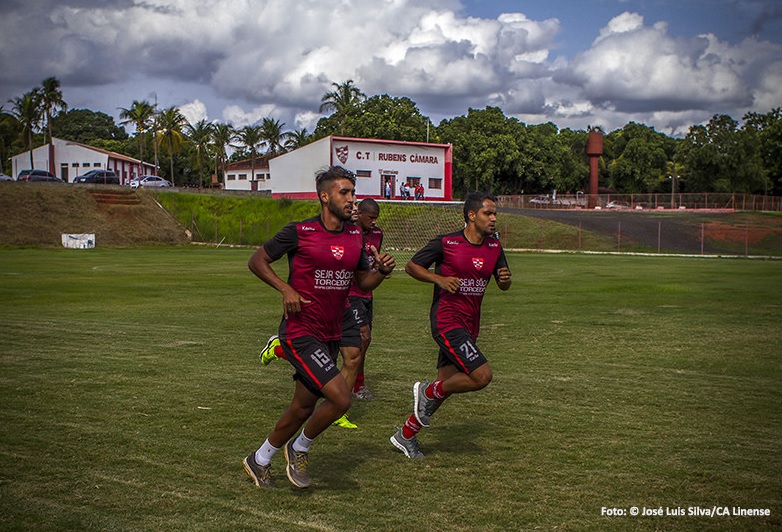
370, 245, 395, 275
437, 275, 461, 294
281, 286, 310, 318
497, 267, 512, 283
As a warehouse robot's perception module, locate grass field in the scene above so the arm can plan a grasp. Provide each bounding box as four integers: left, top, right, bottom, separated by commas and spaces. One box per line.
1, 248, 780, 531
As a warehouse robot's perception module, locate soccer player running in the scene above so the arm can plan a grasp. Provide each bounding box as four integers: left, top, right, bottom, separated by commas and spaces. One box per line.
390, 191, 512, 458
341, 198, 384, 403
258, 198, 385, 429
243, 166, 395, 489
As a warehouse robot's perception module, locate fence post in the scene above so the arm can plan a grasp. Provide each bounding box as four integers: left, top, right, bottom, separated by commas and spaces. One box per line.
701, 223, 705, 255
239, 218, 243, 245
658, 221, 661, 253
617, 222, 621, 253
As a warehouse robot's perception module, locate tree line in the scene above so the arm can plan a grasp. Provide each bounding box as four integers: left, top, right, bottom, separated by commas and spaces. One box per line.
2, 78, 780, 196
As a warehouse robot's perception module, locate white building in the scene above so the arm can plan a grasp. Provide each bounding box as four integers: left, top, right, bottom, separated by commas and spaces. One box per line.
223, 156, 271, 191
224, 136, 453, 200
11, 137, 156, 184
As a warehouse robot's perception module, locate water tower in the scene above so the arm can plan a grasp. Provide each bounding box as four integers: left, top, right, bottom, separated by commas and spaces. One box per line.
585, 130, 603, 208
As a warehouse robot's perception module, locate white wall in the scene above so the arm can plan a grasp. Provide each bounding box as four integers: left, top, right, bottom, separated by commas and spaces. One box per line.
267, 137, 332, 197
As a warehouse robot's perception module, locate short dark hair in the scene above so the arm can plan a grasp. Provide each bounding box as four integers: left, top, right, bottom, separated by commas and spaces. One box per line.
357, 197, 379, 215
315, 166, 356, 196
463, 191, 497, 222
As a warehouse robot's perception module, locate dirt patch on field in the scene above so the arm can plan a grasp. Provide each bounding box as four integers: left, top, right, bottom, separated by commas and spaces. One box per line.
0, 182, 190, 247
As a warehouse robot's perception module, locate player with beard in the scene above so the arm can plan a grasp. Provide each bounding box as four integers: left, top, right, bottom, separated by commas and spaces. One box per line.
243, 166, 395, 488
390, 191, 512, 458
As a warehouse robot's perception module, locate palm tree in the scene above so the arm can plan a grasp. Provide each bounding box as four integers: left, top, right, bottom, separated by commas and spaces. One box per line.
319, 80, 366, 136
156, 106, 188, 186
237, 125, 264, 184
118, 100, 155, 161
210, 122, 235, 186
186, 119, 215, 186
37, 77, 67, 147
8, 91, 42, 171
319, 79, 366, 115
285, 128, 310, 151
260, 117, 288, 157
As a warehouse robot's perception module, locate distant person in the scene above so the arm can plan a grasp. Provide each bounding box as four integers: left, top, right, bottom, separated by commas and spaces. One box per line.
389, 191, 512, 459
243, 166, 395, 489
385, 180, 391, 199
404, 182, 411, 200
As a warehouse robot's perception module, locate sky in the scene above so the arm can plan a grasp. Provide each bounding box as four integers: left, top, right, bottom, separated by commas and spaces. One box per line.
1, 0, 781, 138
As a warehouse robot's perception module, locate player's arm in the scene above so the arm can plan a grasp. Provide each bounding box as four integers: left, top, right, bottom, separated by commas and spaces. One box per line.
405, 260, 460, 294
355, 246, 395, 292
494, 250, 512, 291
248, 242, 309, 318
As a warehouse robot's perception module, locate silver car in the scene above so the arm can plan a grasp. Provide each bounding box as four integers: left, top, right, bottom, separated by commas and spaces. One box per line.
130, 175, 172, 188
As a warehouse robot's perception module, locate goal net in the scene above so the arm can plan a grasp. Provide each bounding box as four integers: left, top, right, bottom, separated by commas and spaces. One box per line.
373, 200, 465, 269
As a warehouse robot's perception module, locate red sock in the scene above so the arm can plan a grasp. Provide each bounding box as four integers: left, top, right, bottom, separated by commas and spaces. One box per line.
402, 414, 422, 439
426, 380, 448, 400
274, 345, 287, 360
354, 372, 365, 393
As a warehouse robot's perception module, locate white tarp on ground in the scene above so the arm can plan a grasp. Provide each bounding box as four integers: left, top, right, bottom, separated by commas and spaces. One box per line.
62, 233, 95, 249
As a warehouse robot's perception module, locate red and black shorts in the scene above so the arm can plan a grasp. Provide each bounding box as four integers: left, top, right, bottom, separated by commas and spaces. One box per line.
434, 328, 487, 374
340, 296, 373, 348
280, 336, 341, 397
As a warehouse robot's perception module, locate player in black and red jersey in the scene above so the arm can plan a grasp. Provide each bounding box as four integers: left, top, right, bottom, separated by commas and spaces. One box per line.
390, 191, 512, 459
341, 198, 384, 403
242, 166, 395, 489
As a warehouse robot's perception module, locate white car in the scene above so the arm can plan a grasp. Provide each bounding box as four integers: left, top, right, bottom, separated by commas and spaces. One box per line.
130, 175, 172, 188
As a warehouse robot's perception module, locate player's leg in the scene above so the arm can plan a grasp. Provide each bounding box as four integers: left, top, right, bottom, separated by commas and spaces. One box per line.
244, 379, 318, 488
352, 323, 375, 400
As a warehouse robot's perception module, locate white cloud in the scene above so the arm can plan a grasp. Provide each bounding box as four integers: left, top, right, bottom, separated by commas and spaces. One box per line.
0, 1, 780, 138
178, 100, 208, 125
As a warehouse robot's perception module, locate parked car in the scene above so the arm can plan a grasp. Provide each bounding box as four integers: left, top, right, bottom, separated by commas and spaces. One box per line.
0, 173, 14, 181
606, 200, 631, 209
17, 169, 64, 182
529, 195, 552, 205
129, 175, 172, 188
73, 169, 119, 184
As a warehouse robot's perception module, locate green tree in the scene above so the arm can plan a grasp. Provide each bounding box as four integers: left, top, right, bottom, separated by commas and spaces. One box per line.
36, 77, 67, 173
236, 125, 264, 184
8, 91, 41, 170
51, 109, 128, 144
285, 128, 311, 151
678, 114, 764, 193
606, 122, 672, 193
437, 107, 526, 195
260, 117, 288, 157
316, 94, 429, 141
118, 100, 155, 161
742, 108, 782, 195
186, 119, 215, 186
210, 122, 235, 185
319, 80, 366, 134
156, 106, 188, 186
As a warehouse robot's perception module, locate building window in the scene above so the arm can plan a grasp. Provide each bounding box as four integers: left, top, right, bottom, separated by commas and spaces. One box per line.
238, 174, 247, 180
408, 176, 421, 186
356, 170, 371, 178
227, 174, 236, 181
82, 163, 90, 167
94, 163, 101, 167
72, 163, 79, 167
428, 178, 442, 190
266, 173, 271, 180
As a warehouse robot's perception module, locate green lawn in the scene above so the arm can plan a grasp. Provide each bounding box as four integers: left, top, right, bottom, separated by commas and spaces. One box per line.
1, 248, 780, 531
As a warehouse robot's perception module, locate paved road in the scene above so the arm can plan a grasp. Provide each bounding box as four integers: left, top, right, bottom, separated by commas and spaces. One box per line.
505, 208, 742, 255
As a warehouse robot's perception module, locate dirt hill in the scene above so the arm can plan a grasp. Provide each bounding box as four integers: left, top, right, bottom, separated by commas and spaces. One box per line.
0, 182, 190, 247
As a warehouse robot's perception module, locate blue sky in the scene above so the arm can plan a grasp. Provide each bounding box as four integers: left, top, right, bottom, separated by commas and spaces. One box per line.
1, 0, 780, 137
